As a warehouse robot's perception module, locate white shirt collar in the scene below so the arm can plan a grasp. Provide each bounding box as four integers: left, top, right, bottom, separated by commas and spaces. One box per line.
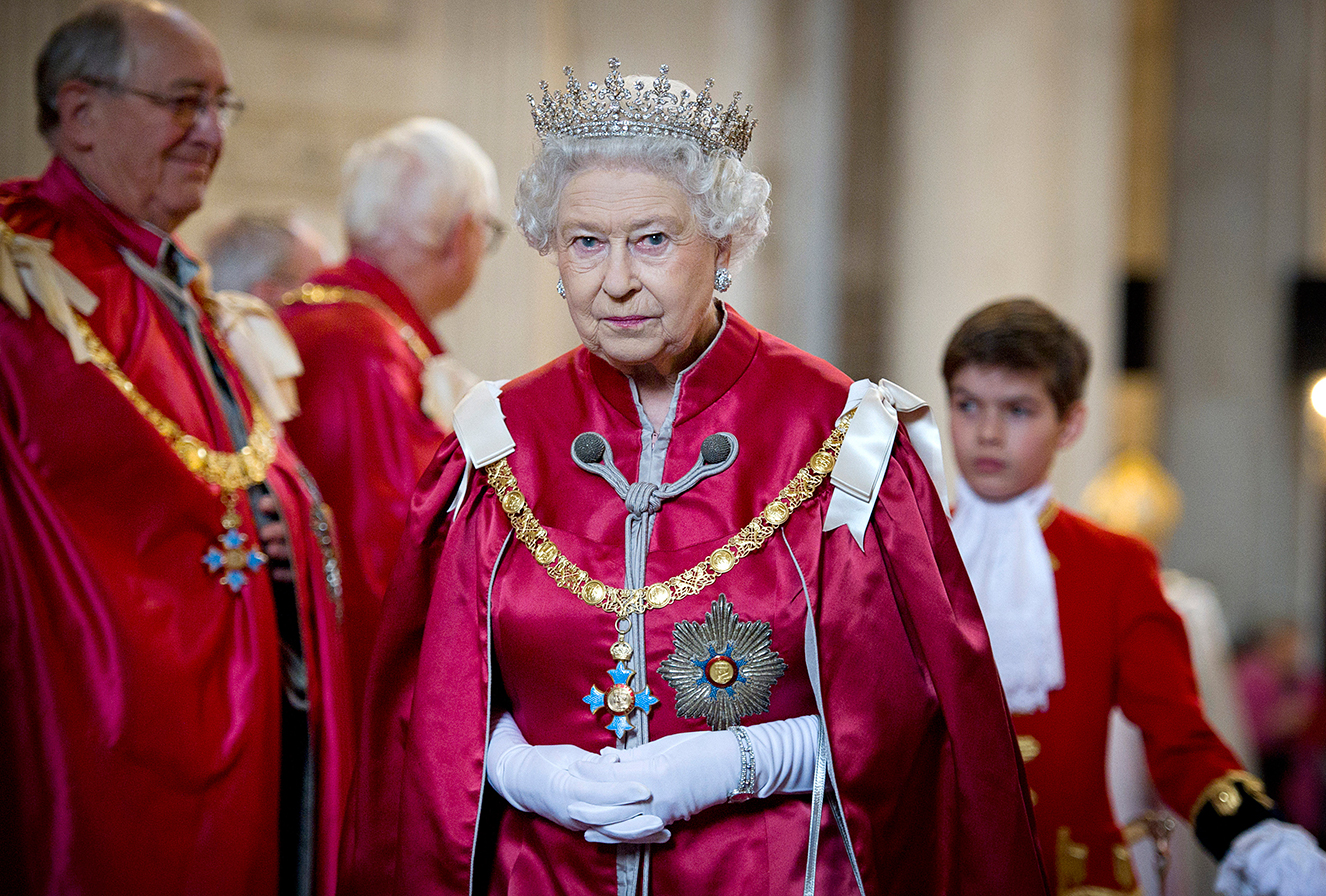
951, 478, 1064, 714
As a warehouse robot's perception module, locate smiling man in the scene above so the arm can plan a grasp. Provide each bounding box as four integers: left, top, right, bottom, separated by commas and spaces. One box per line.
0, 3, 352, 895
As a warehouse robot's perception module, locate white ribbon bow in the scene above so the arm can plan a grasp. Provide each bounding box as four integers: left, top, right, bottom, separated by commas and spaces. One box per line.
0, 221, 100, 362
209, 289, 305, 424
823, 378, 949, 549
448, 379, 515, 513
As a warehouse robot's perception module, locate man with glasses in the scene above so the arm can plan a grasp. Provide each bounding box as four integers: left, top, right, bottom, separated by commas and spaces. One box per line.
0, 3, 352, 895
278, 117, 500, 718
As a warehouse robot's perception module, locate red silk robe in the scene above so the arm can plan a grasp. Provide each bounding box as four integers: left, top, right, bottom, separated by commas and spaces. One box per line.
339, 309, 1048, 895
0, 159, 353, 896
280, 259, 448, 720
1016, 505, 1242, 893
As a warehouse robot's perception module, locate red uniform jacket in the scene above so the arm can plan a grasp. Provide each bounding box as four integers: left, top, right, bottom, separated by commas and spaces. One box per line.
0, 159, 353, 895
1017, 504, 1242, 893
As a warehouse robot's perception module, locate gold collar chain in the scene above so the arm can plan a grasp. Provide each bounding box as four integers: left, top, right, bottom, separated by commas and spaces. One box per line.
73, 314, 276, 495
73, 313, 277, 593
484, 407, 855, 619
284, 284, 433, 365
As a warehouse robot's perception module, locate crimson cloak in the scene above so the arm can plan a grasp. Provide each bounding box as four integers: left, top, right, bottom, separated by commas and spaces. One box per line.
0, 159, 354, 896
340, 308, 1047, 895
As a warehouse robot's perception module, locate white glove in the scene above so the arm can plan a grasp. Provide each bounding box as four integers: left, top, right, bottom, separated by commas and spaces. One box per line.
1215, 819, 1326, 896
746, 714, 819, 797
485, 712, 654, 834
573, 714, 820, 844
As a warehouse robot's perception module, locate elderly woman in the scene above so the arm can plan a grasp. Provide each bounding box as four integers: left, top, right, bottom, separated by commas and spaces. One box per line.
339, 60, 1046, 896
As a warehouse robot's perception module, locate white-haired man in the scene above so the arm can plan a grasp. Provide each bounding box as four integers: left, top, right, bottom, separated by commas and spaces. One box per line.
279, 117, 500, 714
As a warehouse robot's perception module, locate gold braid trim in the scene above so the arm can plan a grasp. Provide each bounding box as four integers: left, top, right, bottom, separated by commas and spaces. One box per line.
485, 408, 856, 618
1188, 769, 1275, 826
72, 315, 276, 491
284, 283, 433, 364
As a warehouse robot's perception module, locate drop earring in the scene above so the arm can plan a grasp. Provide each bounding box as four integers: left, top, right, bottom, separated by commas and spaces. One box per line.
556, 278, 566, 298
714, 268, 731, 293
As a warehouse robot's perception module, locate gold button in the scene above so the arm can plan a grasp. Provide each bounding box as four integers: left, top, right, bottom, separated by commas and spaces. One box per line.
706, 656, 738, 687
809, 451, 834, 474
606, 683, 635, 714
582, 579, 607, 605
534, 541, 558, 566
647, 583, 672, 608
709, 547, 736, 573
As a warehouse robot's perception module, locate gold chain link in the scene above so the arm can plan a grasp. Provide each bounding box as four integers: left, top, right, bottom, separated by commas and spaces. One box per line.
486, 408, 855, 618
72, 315, 276, 491
284, 283, 433, 365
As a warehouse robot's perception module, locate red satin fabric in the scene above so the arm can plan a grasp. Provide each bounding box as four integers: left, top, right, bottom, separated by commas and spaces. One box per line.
339, 309, 1048, 895
1014, 507, 1241, 890
280, 259, 447, 725
0, 159, 353, 896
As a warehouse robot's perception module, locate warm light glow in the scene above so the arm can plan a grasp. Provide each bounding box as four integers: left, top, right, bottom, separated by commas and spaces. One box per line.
1311, 376, 1326, 418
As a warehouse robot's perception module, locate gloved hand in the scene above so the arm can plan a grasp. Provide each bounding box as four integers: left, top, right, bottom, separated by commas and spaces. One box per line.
1215, 819, 1326, 896
572, 714, 820, 844
485, 712, 653, 834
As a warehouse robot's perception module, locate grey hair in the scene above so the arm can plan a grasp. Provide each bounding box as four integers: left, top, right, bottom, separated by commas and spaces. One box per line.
341, 117, 500, 253
203, 212, 306, 294
35, 1, 146, 137
513, 135, 770, 271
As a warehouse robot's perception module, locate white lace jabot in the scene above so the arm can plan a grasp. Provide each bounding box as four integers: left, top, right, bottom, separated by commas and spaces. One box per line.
950, 478, 1063, 714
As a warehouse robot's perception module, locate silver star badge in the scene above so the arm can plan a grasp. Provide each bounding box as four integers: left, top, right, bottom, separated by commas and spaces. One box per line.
657, 595, 786, 730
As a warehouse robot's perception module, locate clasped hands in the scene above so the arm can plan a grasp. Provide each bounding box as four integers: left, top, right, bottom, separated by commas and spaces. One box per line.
486, 712, 818, 845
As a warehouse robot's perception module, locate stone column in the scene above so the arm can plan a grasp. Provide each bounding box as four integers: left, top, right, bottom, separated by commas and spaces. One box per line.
875, 0, 1129, 503
1160, 0, 1322, 637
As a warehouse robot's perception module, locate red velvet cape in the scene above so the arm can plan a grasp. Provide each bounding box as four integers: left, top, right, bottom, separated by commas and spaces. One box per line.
0, 159, 353, 895
280, 258, 448, 723
1012, 505, 1242, 890
339, 309, 1048, 895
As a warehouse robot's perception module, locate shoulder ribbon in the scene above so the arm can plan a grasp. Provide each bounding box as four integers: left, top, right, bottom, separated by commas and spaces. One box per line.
0, 220, 100, 362
824, 378, 949, 549
209, 289, 304, 423
448, 379, 514, 512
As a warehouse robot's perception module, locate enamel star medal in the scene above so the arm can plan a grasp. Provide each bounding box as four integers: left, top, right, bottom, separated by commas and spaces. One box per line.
658, 594, 786, 730
202, 489, 268, 593
583, 616, 660, 738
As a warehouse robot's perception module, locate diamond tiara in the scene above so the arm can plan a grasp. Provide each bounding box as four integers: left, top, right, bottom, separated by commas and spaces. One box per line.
527, 57, 757, 159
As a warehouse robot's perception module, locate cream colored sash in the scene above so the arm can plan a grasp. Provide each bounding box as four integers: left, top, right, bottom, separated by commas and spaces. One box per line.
209, 290, 305, 424
823, 378, 949, 549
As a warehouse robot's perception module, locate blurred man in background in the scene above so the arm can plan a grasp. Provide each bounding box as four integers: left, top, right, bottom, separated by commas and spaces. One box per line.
278, 116, 500, 716
205, 210, 329, 307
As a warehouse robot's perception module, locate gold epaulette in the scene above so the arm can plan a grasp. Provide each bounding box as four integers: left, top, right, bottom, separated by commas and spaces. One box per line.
1188, 769, 1274, 826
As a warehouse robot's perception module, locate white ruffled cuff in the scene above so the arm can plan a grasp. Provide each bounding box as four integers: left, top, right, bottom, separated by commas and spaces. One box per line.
1215, 819, 1326, 896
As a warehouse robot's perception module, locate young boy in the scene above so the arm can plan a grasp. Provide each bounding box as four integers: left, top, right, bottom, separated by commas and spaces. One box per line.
942, 297, 1326, 895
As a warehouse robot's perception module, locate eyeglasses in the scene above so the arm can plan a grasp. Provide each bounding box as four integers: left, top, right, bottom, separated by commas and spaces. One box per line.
84, 78, 245, 130
485, 217, 508, 254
